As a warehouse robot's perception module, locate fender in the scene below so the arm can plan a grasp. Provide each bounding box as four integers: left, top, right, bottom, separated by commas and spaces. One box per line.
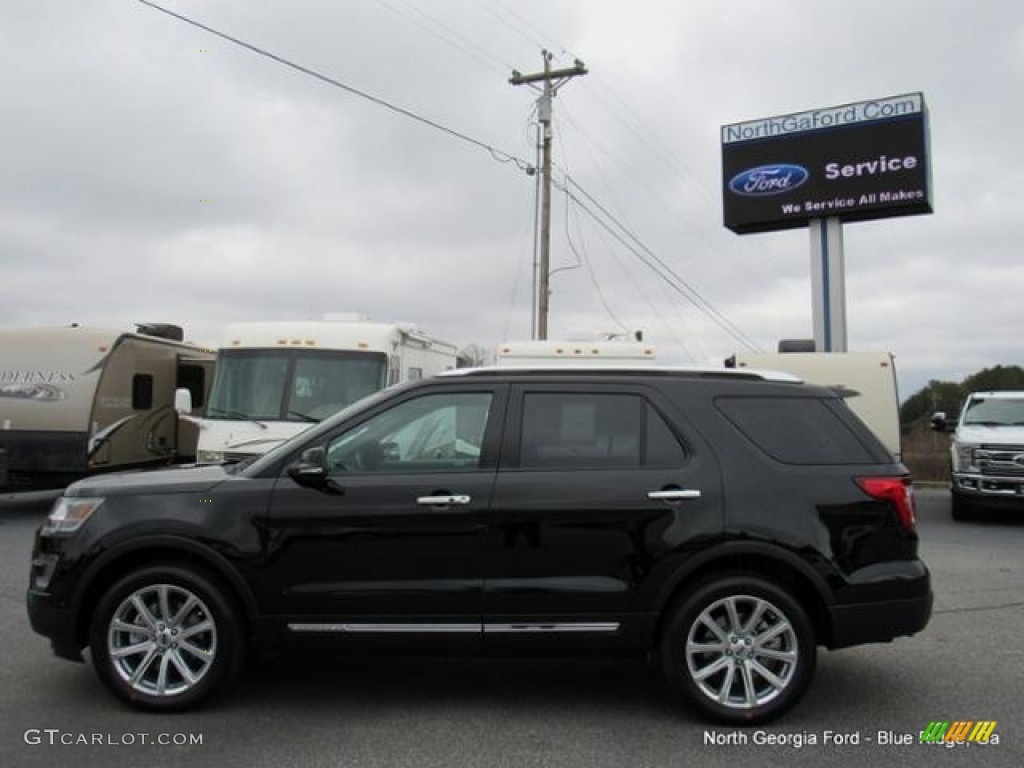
71, 533, 261, 622
652, 538, 836, 613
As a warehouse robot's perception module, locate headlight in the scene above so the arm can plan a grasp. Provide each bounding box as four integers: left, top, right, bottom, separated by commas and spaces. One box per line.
44, 497, 104, 534
197, 450, 225, 464
955, 443, 978, 472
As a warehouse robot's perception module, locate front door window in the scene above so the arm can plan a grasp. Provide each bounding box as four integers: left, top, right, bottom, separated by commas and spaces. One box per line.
327, 392, 493, 474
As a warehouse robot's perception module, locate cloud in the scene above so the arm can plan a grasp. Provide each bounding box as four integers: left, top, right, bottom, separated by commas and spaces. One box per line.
2, 0, 1022, 402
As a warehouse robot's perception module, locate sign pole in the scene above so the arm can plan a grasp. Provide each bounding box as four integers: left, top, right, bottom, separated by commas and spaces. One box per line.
809, 217, 847, 352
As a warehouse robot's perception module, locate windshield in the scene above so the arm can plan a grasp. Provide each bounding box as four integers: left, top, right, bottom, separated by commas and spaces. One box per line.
206, 349, 388, 422
962, 397, 1024, 426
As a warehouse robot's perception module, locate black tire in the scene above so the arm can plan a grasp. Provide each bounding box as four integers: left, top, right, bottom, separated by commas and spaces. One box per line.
950, 493, 976, 522
89, 564, 245, 711
660, 576, 816, 725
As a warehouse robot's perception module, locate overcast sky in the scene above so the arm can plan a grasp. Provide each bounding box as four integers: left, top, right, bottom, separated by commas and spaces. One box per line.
3, 0, 1021, 398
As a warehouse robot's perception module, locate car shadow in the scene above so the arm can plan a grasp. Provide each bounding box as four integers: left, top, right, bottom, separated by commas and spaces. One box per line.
229, 655, 678, 720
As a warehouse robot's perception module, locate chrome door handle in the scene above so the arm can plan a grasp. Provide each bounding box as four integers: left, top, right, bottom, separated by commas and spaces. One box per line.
647, 489, 701, 501
416, 495, 471, 506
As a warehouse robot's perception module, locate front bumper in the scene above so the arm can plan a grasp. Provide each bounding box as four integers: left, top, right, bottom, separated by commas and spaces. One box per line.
953, 472, 1024, 505
26, 588, 84, 662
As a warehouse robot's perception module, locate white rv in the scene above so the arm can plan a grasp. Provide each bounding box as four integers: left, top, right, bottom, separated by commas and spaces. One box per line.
0, 324, 215, 491
496, 339, 658, 367
729, 351, 902, 460
187, 318, 458, 463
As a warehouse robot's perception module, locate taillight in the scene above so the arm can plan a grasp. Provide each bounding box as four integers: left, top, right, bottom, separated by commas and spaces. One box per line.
855, 476, 917, 531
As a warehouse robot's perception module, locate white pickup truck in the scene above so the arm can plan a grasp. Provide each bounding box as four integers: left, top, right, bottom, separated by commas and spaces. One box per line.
932, 390, 1024, 520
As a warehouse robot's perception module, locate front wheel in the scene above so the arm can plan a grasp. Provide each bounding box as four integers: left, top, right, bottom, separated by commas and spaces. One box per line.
89, 564, 244, 711
950, 492, 977, 522
661, 576, 816, 724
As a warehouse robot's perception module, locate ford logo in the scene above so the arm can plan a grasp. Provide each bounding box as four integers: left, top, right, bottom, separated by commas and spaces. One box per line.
729, 164, 809, 197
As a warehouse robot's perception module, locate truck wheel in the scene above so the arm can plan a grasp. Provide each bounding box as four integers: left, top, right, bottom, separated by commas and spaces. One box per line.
89, 564, 244, 711
661, 576, 816, 724
951, 493, 976, 522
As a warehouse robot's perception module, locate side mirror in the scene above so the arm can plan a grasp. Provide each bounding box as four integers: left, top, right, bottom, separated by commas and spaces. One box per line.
287, 446, 342, 494
930, 411, 949, 433
174, 387, 193, 416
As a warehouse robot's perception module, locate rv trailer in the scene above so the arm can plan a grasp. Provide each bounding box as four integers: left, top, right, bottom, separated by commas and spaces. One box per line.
188, 317, 458, 463
0, 324, 214, 491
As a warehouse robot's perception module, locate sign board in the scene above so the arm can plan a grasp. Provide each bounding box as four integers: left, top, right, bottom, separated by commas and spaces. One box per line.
721, 93, 932, 234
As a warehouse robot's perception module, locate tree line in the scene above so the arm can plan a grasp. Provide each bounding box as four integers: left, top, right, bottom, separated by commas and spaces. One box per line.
900, 365, 1024, 428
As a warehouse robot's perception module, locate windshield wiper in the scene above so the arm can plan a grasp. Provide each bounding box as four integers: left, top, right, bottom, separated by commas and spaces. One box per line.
288, 410, 321, 423
206, 408, 268, 428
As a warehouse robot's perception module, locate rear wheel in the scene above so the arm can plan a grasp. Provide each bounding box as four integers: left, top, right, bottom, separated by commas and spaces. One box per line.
89, 564, 244, 711
661, 576, 816, 724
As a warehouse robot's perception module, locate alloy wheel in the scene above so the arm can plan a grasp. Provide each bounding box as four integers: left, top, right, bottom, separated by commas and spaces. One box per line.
107, 583, 218, 698
684, 594, 799, 710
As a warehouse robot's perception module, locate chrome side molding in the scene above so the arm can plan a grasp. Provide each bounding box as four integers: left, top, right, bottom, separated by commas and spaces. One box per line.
288, 621, 621, 634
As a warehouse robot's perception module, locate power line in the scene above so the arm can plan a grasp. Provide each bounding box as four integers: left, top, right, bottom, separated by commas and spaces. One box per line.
585, 214, 703, 362
556, 100, 774, 298
136, 0, 533, 173
552, 109, 701, 356
469, 3, 781, 306
563, 188, 631, 335
557, 175, 761, 352
473, 0, 555, 54
553, 116, 630, 336
556, 127, 701, 360
573, 184, 760, 352
502, 114, 545, 343
372, 0, 513, 78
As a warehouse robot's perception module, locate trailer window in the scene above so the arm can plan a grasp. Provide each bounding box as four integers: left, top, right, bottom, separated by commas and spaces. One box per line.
132, 374, 154, 410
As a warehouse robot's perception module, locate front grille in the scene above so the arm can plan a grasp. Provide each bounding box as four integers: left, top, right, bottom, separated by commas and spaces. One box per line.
977, 445, 1024, 477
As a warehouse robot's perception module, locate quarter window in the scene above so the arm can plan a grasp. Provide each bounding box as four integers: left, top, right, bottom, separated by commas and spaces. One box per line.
520, 393, 685, 469
716, 396, 876, 464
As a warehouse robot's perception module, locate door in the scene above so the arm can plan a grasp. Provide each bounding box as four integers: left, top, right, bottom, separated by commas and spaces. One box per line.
263, 385, 506, 651
484, 383, 723, 654
90, 339, 178, 469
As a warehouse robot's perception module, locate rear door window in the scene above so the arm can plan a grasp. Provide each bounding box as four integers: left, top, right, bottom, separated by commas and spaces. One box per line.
519, 392, 685, 469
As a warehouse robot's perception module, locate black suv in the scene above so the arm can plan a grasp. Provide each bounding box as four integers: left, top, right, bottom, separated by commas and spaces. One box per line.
28, 368, 931, 723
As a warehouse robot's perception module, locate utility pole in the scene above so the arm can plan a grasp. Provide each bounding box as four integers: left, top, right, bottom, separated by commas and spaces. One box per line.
510, 51, 587, 340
